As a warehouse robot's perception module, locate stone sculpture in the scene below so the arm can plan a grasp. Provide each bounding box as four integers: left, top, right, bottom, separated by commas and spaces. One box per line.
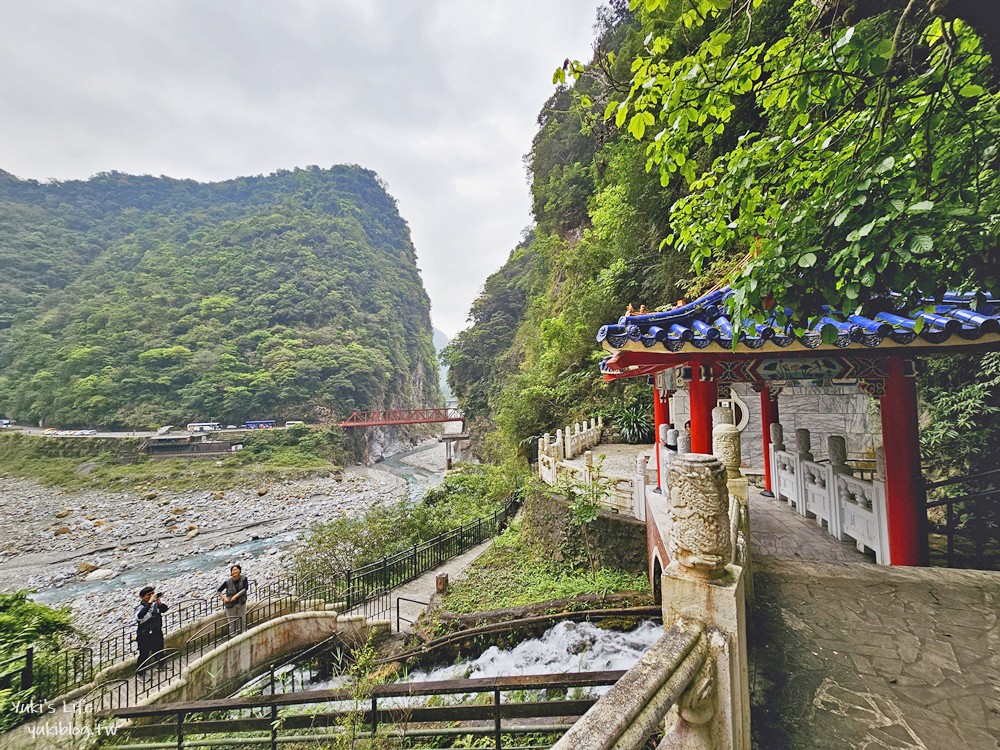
665, 454, 732, 579
795, 428, 813, 461
711, 405, 734, 428
770, 422, 785, 452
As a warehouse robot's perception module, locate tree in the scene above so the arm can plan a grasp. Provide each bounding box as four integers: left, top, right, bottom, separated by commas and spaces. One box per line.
580, 0, 998, 330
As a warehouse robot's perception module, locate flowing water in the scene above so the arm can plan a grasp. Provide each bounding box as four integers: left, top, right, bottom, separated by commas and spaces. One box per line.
266, 619, 662, 708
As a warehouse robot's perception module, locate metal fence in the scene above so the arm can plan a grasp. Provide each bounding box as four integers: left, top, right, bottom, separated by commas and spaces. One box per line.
17, 494, 519, 712
343, 497, 519, 609
926, 468, 1000, 569
92, 669, 624, 749
0, 648, 33, 693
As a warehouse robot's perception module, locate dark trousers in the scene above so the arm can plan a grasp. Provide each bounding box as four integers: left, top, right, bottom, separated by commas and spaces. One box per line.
137, 629, 164, 673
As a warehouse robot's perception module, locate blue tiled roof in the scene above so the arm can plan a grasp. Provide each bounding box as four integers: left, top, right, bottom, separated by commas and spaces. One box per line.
596, 288, 1000, 355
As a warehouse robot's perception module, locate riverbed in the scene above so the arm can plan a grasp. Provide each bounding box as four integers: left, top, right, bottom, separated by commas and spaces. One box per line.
0, 435, 451, 641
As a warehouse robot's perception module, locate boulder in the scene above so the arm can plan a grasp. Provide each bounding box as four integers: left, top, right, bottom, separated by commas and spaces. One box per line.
257, 487, 269, 496
54, 527, 71, 536
185, 529, 199, 541
77, 562, 99, 574
55, 509, 71, 519
84, 568, 117, 581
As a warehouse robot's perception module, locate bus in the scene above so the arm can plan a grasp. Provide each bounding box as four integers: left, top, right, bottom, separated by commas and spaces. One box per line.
244, 420, 276, 430
186, 422, 221, 433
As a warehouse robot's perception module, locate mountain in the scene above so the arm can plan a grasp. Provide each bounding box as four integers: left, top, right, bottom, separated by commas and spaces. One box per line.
432, 327, 454, 404
0, 165, 440, 428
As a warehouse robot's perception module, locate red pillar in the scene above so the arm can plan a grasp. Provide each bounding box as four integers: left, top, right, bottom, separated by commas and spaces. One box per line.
760, 385, 780, 497
653, 382, 671, 488
879, 356, 927, 566
689, 364, 717, 454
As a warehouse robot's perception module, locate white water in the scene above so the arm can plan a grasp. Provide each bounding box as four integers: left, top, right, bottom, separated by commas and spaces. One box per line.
285, 619, 662, 711
401, 619, 662, 684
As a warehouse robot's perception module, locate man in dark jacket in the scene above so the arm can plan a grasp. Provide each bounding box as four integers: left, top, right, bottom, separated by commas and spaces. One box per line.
217, 565, 249, 636
134, 586, 168, 675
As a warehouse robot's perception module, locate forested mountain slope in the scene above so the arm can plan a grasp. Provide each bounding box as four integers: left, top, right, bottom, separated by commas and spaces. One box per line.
445, 0, 999, 476
0, 166, 440, 428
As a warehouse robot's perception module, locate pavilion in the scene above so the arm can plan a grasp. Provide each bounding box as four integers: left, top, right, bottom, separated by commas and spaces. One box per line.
596, 287, 1000, 566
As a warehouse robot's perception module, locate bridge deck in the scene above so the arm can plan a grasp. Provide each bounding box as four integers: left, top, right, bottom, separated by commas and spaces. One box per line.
748, 489, 998, 749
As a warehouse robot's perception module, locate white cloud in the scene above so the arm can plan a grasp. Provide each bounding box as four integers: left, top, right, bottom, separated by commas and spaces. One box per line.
0, 0, 601, 337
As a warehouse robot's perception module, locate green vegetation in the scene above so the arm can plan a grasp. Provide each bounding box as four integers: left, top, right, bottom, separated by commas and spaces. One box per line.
440, 520, 649, 615
445, 0, 999, 478
293, 463, 525, 577
0, 593, 76, 731
0, 165, 440, 429
0, 426, 350, 491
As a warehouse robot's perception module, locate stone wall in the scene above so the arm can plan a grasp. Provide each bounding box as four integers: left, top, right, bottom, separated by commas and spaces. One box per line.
670, 384, 880, 469
521, 490, 648, 575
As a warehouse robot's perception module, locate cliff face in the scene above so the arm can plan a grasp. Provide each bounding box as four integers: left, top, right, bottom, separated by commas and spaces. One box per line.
0, 165, 440, 429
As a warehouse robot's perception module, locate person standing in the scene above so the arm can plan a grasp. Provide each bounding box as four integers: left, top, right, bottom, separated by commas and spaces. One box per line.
134, 586, 168, 675
217, 565, 249, 636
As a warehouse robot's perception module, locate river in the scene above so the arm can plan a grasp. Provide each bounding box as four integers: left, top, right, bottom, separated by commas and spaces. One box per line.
0, 436, 448, 640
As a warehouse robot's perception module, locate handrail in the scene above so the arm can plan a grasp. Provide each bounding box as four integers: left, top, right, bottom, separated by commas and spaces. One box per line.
99, 669, 627, 718
20, 494, 520, 712
551, 618, 708, 750
926, 467, 1000, 491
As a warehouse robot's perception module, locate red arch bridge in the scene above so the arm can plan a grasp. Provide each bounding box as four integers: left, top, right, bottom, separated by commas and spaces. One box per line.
338, 407, 463, 428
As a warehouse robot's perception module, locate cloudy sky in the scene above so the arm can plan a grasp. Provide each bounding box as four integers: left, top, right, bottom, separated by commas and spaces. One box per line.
0, 0, 603, 338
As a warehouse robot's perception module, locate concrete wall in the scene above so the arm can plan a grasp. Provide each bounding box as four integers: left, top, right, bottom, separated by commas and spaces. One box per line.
670, 383, 880, 469
1, 612, 388, 750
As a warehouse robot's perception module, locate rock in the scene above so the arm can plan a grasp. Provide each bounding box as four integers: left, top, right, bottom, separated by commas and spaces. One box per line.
257, 487, 269, 496
144, 491, 158, 501
94, 520, 109, 527
54, 527, 71, 536
185, 530, 198, 540
84, 568, 117, 581
212, 491, 225, 501
77, 562, 99, 574
170, 507, 188, 515
56, 509, 72, 519
187, 524, 197, 532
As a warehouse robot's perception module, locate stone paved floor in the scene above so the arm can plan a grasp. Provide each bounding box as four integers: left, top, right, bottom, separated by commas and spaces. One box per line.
748, 490, 1000, 749
560, 442, 654, 480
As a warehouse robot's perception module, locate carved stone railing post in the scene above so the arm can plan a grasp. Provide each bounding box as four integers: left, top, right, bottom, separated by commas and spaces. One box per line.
659, 424, 670, 481
660, 453, 750, 750
564, 425, 572, 459
828, 435, 849, 475
678, 432, 692, 455
665, 455, 731, 577
712, 406, 734, 429
795, 428, 813, 462
555, 429, 564, 462
770, 422, 785, 453
635, 455, 648, 521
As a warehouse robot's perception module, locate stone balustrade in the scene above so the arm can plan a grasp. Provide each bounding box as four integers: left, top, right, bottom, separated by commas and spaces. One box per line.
537, 417, 604, 463
536, 418, 648, 521
769, 424, 890, 563
553, 453, 749, 750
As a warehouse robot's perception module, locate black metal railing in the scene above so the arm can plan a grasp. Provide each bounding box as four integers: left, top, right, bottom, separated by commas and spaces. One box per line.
925, 468, 1000, 569
0, 647, 33, 692
19, 494, 520, 716
343, 497, 519, 609
396, 596, 429, 632
31, 647, 94, 700
94, 670, 623, 749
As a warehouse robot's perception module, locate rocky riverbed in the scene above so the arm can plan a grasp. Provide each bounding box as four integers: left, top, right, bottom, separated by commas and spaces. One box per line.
0, 464, 420, 640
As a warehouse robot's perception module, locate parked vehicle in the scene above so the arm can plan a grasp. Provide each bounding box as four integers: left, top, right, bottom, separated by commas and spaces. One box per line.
244, 420, 276, 429
285, 420, 304, 427
187, 422, 222, 432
